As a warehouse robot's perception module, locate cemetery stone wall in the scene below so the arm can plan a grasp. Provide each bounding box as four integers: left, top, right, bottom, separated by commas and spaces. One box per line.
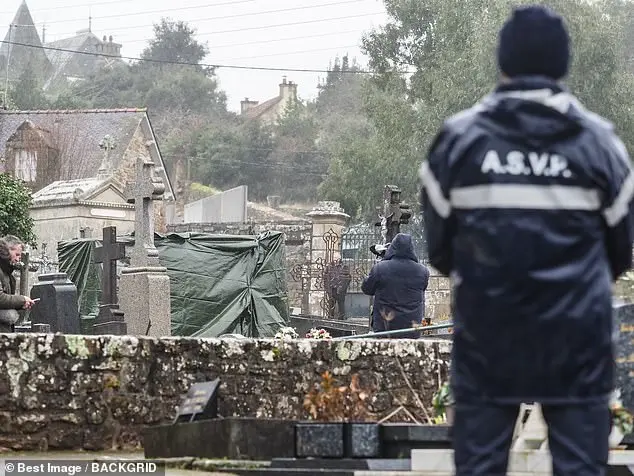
167, 221, 311, 310
0, 334, 450, 451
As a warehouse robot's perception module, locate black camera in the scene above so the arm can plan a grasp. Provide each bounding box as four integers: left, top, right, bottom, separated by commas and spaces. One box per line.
370, 243, 389, 259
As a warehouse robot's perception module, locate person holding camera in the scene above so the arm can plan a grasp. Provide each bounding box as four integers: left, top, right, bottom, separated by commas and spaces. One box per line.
361, 233, 430, 338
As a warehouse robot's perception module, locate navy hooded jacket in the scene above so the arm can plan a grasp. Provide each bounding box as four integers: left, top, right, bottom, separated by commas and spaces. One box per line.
420, 76, 634, 404
361, 233, 430, 335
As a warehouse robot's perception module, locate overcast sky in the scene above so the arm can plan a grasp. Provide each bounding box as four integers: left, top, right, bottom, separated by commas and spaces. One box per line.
0, 0, 388, 112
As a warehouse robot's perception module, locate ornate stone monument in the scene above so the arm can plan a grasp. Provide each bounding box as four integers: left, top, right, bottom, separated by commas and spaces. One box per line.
306, 201, 350, 317
118, 156, 171, 336
93, 226, 127, 335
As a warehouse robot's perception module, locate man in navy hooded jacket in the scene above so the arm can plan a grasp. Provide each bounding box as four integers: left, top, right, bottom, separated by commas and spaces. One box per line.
362, 233, 430, 338
420, 5, 634, 476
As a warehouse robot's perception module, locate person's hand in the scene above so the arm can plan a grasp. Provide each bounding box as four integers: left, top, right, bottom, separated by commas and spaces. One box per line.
22, 297, 35, 310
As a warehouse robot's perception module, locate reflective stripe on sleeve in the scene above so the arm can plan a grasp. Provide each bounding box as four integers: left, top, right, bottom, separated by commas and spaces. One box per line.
419, 161, 452, 218
450, 184, 601, 211
603, 171, 634, 227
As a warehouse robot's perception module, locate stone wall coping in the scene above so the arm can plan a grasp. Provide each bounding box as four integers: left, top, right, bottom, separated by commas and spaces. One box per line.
5, 333, 452, 357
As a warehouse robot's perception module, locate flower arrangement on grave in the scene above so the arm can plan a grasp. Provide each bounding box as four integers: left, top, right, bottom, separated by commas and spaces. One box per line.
610, 389, 633, 444
431, 381, 454, 424
303, 371, 372, 422
305, 328, 332, 339
274, 326, 299, 340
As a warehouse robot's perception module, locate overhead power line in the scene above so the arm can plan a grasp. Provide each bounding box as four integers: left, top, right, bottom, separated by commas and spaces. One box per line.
224, 44, 359, 61
194, 29, 364, 50
89, 28, 366, 49
40, 11, 383, 43
33, 0, 366, 28
0, 39, 387, 74
0, 0, 134, 14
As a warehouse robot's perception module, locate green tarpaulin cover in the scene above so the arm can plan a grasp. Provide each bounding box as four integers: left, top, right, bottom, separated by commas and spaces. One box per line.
57, 231, 290, 337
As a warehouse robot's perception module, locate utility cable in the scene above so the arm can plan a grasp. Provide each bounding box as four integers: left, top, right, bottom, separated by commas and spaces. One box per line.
1, 38, 399, 74
33, 0, 367, 28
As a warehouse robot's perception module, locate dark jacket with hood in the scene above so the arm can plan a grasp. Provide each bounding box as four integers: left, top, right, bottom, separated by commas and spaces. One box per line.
361, 233, 430, 336
420, 76, 634, 404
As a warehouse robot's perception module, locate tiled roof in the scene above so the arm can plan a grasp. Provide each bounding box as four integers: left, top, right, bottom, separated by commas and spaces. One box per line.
43, 31, 122, 89
245, 96, 282, 119
0, 108, 146, 180
31, 177, 106, 204
44, 32, 98, 87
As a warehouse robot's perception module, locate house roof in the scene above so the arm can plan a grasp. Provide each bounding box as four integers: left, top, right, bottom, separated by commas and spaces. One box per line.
0, 108, 175, 200
45, 31, 99, 68
44, 31, 122, 89
244, 96, 283, 119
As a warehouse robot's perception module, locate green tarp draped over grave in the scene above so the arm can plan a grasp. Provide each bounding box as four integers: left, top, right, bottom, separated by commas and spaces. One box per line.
57, 231, 290, 337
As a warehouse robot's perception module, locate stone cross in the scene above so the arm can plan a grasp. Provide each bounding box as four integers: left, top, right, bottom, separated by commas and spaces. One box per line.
30, 243, 58, 274
94, 226, 125, 305
98, 134, 117, 176
125, 156, 165, 268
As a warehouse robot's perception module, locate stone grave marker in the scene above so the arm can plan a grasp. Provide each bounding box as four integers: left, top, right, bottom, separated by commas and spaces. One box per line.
173, 379, 220, 423
93, 226, 127, 335
29, 273, 80, 333
118, 156, 171, 337
614, 301, 634, 411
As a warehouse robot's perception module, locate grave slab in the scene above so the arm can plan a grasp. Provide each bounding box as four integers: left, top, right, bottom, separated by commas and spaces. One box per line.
271, 458, 409, 471
143, 418, 295, 460
380, 424, 451, 458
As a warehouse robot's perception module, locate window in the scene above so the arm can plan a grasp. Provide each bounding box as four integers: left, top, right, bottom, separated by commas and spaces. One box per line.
15, 149, 37, 182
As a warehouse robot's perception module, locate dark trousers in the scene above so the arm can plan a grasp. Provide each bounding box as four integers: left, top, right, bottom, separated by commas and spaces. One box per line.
453, 400, 610, 476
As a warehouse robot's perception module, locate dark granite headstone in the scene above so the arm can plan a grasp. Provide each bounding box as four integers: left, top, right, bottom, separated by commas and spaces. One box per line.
29, 273, 80, 334
295, 422, 344, 458
174, 379, 219, 423
613, 302, 634, 411
143, 417, 296, 460
344, 423, 380, 458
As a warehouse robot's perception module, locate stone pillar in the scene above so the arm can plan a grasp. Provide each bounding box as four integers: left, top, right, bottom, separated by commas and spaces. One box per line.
306, 201, 350, 317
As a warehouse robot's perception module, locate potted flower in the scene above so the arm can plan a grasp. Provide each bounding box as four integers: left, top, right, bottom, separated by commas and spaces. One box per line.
297, 371, 379, 458
305, 328, 332, 339
432, 381, 454, 425
274, 326, 299, 340
610, 389, 633, 448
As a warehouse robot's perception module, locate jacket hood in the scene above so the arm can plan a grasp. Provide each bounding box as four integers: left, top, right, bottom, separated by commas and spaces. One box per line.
384, 233, 419, 262
477, 76, 585, 148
